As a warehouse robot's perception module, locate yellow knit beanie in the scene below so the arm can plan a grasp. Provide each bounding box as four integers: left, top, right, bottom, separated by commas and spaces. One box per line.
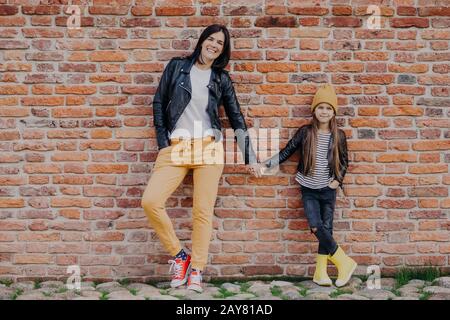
311, 84, 338, 114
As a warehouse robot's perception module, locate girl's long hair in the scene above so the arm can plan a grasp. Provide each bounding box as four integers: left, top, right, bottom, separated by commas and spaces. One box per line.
302, 113, 343, 181
188, 24, 231, 70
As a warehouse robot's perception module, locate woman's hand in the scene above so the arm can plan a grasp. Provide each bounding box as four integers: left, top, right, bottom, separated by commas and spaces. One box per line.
328, 180, 340, 189
246, 164, 263, 178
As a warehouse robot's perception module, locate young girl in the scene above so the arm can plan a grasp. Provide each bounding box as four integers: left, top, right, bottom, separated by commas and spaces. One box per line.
257, 84, 357, 287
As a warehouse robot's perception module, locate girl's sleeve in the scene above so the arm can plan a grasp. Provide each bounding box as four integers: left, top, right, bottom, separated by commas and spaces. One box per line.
263, 126, 303, 169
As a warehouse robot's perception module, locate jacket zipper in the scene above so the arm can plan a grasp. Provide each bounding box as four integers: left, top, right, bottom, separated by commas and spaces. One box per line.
169, 83, 191, 135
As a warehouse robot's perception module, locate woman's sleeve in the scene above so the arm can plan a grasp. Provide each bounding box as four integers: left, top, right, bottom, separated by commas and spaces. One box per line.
152, 59, 175, 150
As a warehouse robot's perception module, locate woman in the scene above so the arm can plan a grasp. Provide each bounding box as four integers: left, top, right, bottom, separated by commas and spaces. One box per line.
141, 24, 260, 293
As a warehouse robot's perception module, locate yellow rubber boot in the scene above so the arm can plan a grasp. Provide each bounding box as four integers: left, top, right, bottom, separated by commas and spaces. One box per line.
328, 247, 357, 287
312, 254, 332, 286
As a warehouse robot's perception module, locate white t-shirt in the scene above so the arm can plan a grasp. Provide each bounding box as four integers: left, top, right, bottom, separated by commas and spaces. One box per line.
170, 64, 214, 139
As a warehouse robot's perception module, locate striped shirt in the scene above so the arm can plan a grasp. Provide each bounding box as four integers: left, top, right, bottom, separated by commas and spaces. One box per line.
295, 132, 333, 189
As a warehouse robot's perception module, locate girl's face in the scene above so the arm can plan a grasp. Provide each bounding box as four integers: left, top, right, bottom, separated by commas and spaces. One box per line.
200, 31, 225, 63
314, 103, 335, 124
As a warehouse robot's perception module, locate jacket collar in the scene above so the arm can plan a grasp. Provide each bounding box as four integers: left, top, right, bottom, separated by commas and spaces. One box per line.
181, 57, 221, 83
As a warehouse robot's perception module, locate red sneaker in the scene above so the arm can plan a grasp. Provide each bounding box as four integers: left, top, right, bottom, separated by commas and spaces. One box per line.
187, 269, 203, 293
168, 255, 191, 288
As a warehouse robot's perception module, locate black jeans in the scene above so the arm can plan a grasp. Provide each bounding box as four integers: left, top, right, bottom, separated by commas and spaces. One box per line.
301, 185, 338, 255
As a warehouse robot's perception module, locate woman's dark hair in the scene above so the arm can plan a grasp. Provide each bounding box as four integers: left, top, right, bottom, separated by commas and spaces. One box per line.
188, 24, 231, 70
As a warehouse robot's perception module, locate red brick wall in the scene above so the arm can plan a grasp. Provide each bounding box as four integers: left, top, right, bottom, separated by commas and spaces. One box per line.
0, 0, 449, 281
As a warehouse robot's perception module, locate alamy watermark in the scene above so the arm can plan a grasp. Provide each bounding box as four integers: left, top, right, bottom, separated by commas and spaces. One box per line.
66, 265, 81, 291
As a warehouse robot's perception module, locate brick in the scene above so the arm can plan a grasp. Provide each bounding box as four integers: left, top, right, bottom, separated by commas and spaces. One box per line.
355, 74, 395, 84
350, 119, 389, 128
212, 255, 250, 264
377, 154, 417, 163
243, 265, 283, 276
155, 7, 196, 16
0, 5, 18, 15
15, 255, 52, 264
84, 232, 125, 242
89, 51, 127, 62
397, 6, 417, 16
22, 5, 60, 15
255, 16, 297, 28
217, 231, 256, 241
332, 6, 352, 16
89, 6, 129, 15
409, 187, 448, 197
324, 17, 362, 27
0, 221, 27, 231
256, 84, 295, 95
22, 28, 64, 38
256, 62, 297, 73
391, 18, 429, 28
288, 7, 328, 15
412, 140, 450, 151
18, 233, 60, 242
410, 232, 449, 242
377, 199, 416, 209
382, 107, 423, 117
419, 7, 450, 17
0, 16, 26, 26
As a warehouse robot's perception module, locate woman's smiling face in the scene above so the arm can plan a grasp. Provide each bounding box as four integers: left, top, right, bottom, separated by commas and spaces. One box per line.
200, 31, 225, 63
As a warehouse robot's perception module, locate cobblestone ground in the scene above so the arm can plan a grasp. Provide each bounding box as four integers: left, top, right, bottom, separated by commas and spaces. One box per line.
1, 277, 449, 300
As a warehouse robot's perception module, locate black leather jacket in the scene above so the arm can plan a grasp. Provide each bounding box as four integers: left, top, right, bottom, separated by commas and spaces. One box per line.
263, 124, 349, 188
152, 57, 257, 164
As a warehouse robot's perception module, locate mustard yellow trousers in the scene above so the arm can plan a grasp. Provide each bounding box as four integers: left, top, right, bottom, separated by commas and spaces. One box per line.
141, 137, 224, 270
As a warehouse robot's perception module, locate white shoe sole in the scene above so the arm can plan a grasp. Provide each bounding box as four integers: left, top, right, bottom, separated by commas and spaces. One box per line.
187, 284, 203, 293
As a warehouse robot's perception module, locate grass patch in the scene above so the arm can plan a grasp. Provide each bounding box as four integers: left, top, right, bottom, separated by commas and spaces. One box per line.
213, 288, 237, 299
34, 281, 42, 289
129, 288, 138, 296
42, 291, 52, 297
330, 288, 352, 299
419, 291, 432, 301
294, 283, 308, 297
239, 282, 251, 293
10, 289, 23, 300
57, 287, 68, 294
390, 288, 401, 297
99, 291, 109, 300
160, 289, 169, 295
355, 274, 369, 283
298, 287, 308, 297
0, 279, 13, 287
118, 279, 131, 287
270, 286, 282, 297
394, 267, 440, 288
270, 286, 290, 300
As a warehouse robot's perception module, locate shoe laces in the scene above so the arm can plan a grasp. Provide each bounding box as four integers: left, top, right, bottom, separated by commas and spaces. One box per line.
168, 258, 183, 279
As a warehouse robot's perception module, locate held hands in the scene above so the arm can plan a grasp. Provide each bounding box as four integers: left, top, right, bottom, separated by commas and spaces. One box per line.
246, 163, 266, 178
